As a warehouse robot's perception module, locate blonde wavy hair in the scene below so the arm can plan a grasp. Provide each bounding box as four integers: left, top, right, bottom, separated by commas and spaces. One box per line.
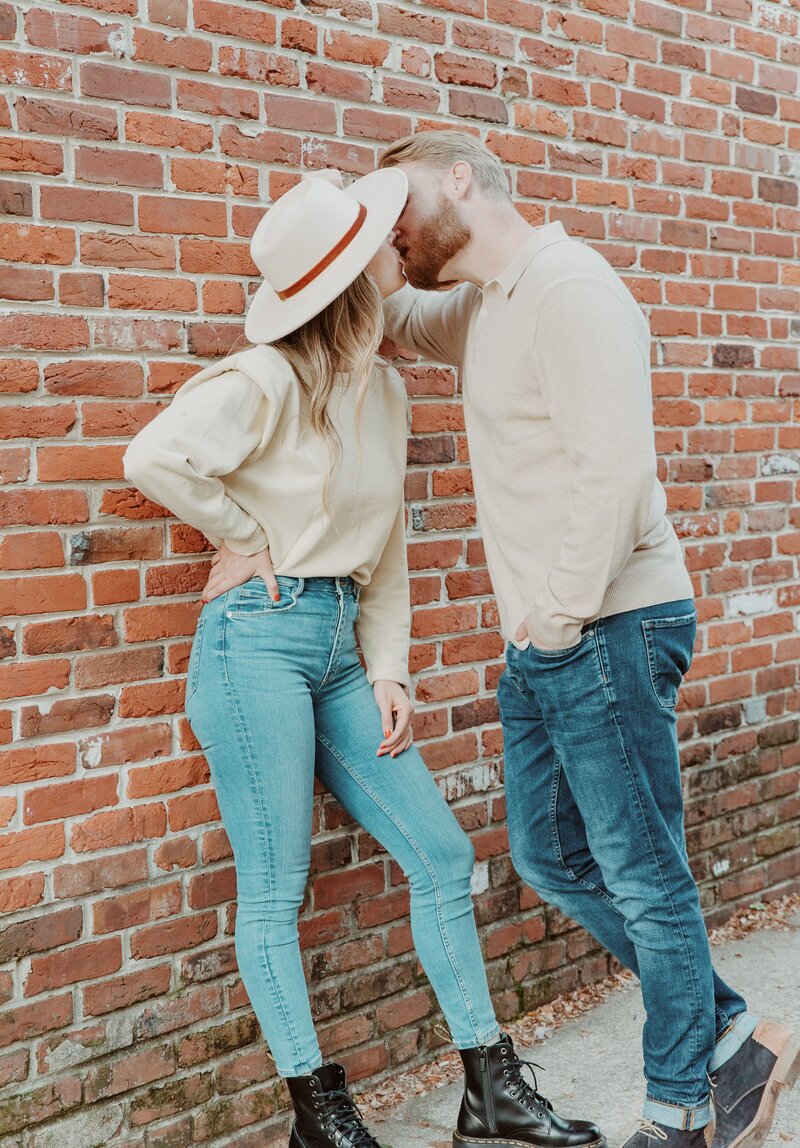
272, 269, 384, 508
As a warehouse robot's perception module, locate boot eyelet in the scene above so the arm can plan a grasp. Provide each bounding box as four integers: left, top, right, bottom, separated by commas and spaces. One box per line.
538, 1111, 544, 1118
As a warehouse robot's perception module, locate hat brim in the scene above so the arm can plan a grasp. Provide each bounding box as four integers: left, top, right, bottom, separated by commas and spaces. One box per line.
244, 168, 409, 345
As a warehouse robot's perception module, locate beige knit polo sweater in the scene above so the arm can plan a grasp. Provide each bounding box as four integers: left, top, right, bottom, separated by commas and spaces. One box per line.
384, 221, 694, 652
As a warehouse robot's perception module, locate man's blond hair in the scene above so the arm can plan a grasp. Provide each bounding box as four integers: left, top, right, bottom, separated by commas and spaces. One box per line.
379, 130, 510, 199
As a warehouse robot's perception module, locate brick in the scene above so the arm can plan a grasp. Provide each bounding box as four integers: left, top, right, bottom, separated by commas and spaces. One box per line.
108, 274, 197, 312
81, 62, 171, 106
195, 0, 275, 40
0, 134, 64, 175
0, 566, 87, 614
25, 937, 122, 996
0, 525, 63, 567
0, 48, 72, 90
218, 45, 300, 86
0, 993, 72, 1048
325, 30, 389, 67
85, 1045, 175, 1102
75, 145, 163, 188
0, 1077, 81, 1135
21, 600, 113, 656
24, 775, 118, 825
131, 911, 218, 958
71, 803, 167, 852
53, 849, 148, 897
0, 873, 46, 913
0, 266, 55, 303
176, 79, 258, 120
139, 195, 227, 237
83, 964, 172, 1015
92, 881, 181, 936
126, 109, 214, 152
0, 905, 82, 962
0, 742, 75, 785
44, 358, 143, 394
24, 9, 123, 54
133, 28, 212, 71
0, 657, 73, 703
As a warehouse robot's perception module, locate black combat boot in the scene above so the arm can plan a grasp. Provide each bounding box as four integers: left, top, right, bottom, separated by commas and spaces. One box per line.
286, 1061, 380, 1147
454, 1032, 606, 1147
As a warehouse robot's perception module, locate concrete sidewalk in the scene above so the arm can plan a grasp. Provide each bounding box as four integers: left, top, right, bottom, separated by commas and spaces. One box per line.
373, 915, 800, 1148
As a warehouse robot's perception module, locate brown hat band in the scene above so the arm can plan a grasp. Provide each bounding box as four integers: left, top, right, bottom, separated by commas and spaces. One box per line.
276, 203, 368, 301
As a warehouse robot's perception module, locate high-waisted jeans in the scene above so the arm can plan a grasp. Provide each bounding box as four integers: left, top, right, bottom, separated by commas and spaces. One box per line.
498, 599, 754, 1131
185, 574, 499, 1077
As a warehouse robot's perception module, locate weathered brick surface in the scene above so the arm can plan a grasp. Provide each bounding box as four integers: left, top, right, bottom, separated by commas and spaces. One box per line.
1, 0, 798, 1141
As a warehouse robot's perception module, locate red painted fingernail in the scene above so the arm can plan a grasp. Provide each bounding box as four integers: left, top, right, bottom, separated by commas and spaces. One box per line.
273, 593, 280, 602
384, 729, 391, 737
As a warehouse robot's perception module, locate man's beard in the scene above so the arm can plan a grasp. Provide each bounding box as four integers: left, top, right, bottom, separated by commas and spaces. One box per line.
399, 195, 471, 291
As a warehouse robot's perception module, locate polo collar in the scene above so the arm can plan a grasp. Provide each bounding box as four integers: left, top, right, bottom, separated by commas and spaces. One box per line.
489, 221, 569, 297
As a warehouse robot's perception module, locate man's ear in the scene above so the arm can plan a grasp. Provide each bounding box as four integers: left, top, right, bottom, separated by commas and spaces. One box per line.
451, 160, 473, 200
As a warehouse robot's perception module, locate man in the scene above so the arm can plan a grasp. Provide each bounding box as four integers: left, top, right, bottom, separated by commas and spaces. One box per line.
341, 130, 798, 1148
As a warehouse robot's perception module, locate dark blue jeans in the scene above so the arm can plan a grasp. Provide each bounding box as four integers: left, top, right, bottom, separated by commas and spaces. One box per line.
498, 600, 752, 1130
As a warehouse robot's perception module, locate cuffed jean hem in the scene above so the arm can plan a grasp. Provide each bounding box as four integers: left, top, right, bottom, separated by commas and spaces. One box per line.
708, 1010, 759, 1073
453, 1023, 502, 1051
643, 1096, 714, 1131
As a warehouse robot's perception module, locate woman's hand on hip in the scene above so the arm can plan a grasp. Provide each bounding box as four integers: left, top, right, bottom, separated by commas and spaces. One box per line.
201, 542, 280, 604
374, 680, 414, 759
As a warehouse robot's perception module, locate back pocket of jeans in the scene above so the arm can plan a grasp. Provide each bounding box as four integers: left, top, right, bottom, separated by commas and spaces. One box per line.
641, 611, 697, 709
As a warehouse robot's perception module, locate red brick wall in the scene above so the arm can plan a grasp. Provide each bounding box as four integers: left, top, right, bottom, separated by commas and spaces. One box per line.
1, 0, 799, 1140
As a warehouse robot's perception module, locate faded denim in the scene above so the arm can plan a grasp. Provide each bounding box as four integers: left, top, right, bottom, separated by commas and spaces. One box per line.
185, 574, 499, 1077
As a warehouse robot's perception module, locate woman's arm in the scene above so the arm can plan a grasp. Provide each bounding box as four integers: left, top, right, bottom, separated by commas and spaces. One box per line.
382, 280, 479, 369
356, 501, 416, 759
122, 369, 270, 556
355, 501, 411, 689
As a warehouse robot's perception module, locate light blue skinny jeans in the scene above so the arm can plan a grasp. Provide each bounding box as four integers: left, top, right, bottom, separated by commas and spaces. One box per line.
185, 574, 500, 1077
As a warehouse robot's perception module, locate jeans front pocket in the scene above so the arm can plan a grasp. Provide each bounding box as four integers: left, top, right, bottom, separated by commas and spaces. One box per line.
226, 576, 304, 618
526, 624, 596, 661
641, 610, 697, 709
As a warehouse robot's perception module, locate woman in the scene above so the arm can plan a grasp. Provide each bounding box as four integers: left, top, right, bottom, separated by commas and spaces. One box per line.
123, 171, 605, 1148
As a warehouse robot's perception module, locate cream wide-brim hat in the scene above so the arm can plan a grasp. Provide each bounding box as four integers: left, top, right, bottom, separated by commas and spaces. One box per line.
244, 168, 409, 345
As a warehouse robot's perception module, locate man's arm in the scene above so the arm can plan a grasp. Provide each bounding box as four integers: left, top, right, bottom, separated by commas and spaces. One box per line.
383, 281, 480, 369
527, 275, 657, 650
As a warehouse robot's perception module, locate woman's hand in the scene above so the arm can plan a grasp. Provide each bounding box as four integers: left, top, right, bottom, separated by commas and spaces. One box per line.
373, 680, 414, 759
301, 168, 345, 189
201, 542, 280, 604
366, 238, 406, 299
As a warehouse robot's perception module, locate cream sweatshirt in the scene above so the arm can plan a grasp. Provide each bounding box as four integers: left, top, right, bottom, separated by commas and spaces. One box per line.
122, 344, 411, 685
384, 221, 694, 652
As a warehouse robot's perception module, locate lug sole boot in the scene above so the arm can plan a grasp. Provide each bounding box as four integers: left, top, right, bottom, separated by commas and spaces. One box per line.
286, 1061, 381, 1148
453, 1032, 606, 1148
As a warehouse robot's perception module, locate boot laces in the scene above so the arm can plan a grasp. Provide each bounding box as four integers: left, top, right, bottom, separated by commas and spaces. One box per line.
637, 1119, 669, 1141
502, 1050, 552, 1115
318, 1087, 378, 1147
